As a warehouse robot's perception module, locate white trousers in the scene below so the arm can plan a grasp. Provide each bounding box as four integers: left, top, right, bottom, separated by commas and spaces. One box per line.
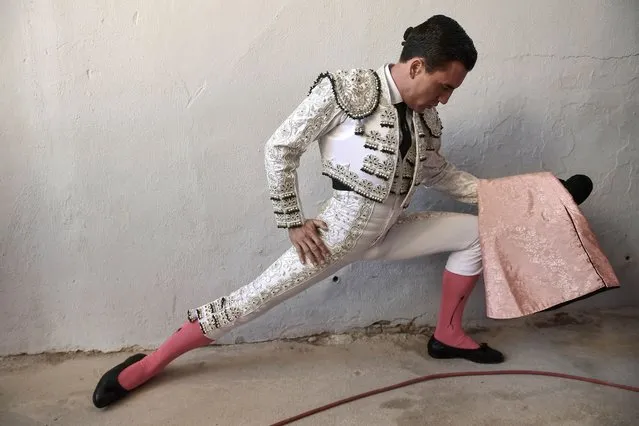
188, 190, 482, 338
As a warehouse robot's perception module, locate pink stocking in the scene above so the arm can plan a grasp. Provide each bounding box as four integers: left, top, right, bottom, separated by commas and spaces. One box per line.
433, 269, 480, 349
117, 320, 212, 390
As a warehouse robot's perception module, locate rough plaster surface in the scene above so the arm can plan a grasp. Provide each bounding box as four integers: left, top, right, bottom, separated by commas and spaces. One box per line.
1, 1, 637, 355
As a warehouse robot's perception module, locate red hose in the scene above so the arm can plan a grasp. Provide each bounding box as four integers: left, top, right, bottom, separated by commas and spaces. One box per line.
270, 369, 639, 425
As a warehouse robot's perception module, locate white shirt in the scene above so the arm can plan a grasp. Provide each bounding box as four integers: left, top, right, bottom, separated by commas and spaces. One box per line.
384, 64, 415, 136
384, 63, 404, 105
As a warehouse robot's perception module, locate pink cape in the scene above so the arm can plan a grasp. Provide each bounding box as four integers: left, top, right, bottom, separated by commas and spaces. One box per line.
477, 172, 619, 319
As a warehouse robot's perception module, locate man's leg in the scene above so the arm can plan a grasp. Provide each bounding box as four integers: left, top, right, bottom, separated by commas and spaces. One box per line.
116, 319, 211, 391
93, 246, 352, 408
362, 211, 503, 363
93, 192, 378, 407
434, 270, 480, 349
128, 244, 350, 387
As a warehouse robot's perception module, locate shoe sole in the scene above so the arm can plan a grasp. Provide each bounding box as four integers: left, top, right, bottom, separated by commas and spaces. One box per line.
428, 347, 505, 364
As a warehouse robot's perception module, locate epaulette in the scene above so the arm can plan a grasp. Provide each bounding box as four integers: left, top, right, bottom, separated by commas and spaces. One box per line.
309, 69, 381, 120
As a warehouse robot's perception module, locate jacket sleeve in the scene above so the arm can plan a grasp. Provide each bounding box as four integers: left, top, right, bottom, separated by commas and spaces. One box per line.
423, 159, 479, 205
417, 107, 479, 205
264, 77, 342, 228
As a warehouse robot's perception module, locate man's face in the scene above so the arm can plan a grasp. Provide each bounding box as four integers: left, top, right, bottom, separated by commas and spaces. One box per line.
404, 59, 468, 112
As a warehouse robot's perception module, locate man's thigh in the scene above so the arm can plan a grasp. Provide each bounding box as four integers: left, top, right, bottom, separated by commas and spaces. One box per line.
361, 211, 479, 261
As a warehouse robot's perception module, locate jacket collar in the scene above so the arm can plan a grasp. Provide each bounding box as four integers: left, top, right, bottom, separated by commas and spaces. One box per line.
376, 65, 398, 107
376, 64, 404, 106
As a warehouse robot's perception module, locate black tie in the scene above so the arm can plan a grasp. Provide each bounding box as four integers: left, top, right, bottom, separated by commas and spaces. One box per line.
395, 102, 412, 159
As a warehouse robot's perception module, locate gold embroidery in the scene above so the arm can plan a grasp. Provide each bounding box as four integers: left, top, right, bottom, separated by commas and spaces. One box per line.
187, 194, 376, 336
361, 154, 395, 180
364, 128, 397, 154
310, 69, 381, 119
421, 108, 443, 137
272, 196, 301, 214
364, 130, 384, 150
380, 108, 396, 128
322, 160, 389, 202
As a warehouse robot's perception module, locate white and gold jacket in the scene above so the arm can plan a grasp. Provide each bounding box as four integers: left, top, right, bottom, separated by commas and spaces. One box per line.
264, 65, 478, 228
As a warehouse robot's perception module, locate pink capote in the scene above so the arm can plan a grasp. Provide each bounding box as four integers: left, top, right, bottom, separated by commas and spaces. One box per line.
477, 172, 619, 319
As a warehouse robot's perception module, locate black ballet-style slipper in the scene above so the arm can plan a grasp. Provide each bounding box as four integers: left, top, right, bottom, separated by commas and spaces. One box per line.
92, 353, 147, 408
427, 336, 505, 364
559, 174, 593, 205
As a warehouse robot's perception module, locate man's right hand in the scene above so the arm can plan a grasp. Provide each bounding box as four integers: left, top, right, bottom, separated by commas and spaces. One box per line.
288, 219, 331, 266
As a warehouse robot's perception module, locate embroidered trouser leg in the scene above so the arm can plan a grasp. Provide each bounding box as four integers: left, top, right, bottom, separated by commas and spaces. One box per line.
188, 190, 383, 339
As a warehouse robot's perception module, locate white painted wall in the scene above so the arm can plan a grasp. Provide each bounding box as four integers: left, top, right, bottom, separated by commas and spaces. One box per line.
1, 0, 637, 355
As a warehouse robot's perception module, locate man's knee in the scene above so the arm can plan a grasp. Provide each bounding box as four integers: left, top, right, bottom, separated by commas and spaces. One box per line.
447, 214, 482, 276
458, 214, 480, 249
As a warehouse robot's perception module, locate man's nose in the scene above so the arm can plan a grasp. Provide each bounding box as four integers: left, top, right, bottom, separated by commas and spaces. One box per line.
438, 92, 451, 105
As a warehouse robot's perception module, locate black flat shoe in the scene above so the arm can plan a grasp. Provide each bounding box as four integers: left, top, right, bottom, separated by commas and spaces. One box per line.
93, 353, 146, 408
427, 336, 505, 364
559, 174, 593, 205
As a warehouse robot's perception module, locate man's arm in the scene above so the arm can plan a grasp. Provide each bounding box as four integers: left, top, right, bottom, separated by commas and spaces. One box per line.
421, 151, 479, 205
264, 77, 342, 228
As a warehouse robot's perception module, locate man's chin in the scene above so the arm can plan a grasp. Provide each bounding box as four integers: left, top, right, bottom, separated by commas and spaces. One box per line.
416, 105, 433, 113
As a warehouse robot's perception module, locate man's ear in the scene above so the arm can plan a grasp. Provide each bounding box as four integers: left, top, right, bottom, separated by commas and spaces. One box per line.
409, 58, 422, 79
409, 58, 427, 78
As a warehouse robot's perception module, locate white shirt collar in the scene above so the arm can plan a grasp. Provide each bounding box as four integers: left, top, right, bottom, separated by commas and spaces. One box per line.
384, 64, 403, 105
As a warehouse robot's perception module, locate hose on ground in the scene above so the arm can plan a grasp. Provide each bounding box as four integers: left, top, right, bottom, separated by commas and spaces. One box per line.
270, 369, 639, 425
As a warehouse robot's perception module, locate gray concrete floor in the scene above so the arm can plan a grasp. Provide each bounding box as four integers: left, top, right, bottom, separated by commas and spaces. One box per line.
1, 308, 638, 426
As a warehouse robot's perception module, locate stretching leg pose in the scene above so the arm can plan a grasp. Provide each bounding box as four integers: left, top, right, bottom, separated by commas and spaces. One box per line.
93, 15, 593, 408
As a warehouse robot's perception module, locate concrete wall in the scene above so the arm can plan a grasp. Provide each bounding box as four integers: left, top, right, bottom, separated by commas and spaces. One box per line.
1, 0, 637, 355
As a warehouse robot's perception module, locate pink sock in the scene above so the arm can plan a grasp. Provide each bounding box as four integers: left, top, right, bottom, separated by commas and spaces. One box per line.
118, 320, 212, 390
434, 269, 480, 350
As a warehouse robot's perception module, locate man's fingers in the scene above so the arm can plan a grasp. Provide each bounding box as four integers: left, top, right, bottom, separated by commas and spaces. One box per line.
308, 242, 324, 265
309, 232, 330, 258
301, 239, 324, 266
298, 241, 318, 266
293, 242, 306, 264
293, 220, 331, 267
304, 229, 326, 263
312, 219, 328, 230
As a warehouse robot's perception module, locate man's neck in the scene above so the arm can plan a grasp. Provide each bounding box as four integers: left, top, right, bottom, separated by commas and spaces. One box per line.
389, 62, 408, 103
388, 63, 407, 105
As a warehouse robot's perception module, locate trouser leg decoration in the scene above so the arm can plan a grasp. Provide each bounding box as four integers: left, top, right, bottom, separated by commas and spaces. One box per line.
188, 192, 376, 340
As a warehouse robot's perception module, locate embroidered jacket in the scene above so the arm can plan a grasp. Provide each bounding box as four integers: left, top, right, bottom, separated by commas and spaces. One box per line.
264, 65, 478, 228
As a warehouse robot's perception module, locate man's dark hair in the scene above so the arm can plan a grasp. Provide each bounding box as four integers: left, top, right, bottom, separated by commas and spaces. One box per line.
399, 15, 477, 72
